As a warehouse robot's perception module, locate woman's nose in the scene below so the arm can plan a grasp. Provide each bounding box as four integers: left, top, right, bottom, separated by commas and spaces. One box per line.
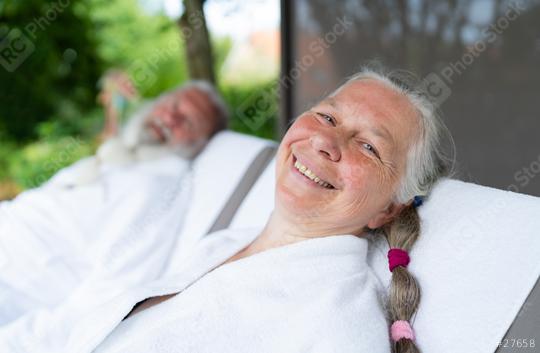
310, 132, 341, 162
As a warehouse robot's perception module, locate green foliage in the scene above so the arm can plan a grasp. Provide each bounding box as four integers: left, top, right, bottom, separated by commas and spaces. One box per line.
35, 108, 104, 140
0, 0, 278, 199
88, 0, 189, 98
0, 0, 103, 141
2, 136, 95, 190
0, 140, 16, 181
220, 80, 278, 140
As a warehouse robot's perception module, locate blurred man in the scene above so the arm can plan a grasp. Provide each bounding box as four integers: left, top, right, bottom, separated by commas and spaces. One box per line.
62, 71, 229, 186
0, 73, 229, 324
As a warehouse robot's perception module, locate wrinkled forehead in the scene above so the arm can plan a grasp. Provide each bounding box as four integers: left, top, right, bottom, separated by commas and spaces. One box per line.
330, 79, 414, 117
328, 79, 421, 148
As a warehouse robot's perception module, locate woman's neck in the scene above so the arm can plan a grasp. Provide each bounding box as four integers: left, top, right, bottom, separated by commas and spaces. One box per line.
245, 210, 317, 256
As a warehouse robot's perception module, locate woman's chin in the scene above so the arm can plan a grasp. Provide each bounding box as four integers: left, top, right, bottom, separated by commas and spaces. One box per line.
275, 184, 327, 217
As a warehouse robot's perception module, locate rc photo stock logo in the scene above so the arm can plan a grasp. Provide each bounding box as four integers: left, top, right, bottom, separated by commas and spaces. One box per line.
237, 85, 278, 132
0, 27, 35, 72
129, 59, 158, 89
420, 72, 452, 107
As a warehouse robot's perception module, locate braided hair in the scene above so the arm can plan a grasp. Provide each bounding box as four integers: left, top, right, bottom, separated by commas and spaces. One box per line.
343, 66, 455, 352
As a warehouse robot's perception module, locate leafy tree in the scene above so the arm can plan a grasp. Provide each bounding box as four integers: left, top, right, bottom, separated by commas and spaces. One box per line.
179, 0, 215, 83
88, 0, 189, 97
0, 0, 103, 141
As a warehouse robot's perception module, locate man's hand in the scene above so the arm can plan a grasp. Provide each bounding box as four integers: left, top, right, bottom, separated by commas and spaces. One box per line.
97, 70, 139, 140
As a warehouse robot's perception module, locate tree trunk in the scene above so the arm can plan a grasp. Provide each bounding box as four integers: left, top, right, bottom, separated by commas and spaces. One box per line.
178, 0, 215, 84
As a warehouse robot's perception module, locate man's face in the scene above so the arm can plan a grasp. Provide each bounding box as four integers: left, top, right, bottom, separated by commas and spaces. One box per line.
146, 88, 218, 146
274, 79, 420, 237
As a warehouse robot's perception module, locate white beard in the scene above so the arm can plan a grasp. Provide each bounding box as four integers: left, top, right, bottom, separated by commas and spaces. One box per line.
103, 101, 205, 163
132, 139, 205, 162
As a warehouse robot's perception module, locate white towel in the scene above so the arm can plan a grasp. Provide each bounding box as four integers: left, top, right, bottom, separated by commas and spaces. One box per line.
0, 228, 391, 353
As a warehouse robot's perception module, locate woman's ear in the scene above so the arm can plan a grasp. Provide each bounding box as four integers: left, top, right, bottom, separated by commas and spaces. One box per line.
366, 202, 406, 230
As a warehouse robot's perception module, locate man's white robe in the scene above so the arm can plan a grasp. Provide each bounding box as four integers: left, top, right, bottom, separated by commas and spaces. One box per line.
0, 156, 192, 325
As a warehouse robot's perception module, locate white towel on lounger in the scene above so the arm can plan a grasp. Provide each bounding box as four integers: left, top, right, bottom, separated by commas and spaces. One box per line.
0, 228, 391, 353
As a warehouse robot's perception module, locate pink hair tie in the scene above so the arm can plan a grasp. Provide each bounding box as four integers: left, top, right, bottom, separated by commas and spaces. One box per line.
390, 320, 415, 342
387, 248, 410, 272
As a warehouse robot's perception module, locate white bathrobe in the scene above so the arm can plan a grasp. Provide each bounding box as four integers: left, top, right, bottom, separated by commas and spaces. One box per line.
0, 227, 391, 353
0, 156, 192, 325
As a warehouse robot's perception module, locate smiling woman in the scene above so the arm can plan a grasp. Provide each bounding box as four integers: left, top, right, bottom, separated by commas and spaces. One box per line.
223, 67, 453, 352
0, 66, 453, 353
110, 67, 453, 353
275, 76, 421, 233
262, 67, 453, 352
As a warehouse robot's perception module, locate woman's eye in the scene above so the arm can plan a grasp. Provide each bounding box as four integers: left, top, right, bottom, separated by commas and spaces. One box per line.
362, 142, 379, 157
316, 113, 335, 126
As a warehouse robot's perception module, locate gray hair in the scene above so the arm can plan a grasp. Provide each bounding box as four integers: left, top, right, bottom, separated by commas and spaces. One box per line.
335, 68, 455, 204
158, 80, 229, 135
336, 67, 455, 353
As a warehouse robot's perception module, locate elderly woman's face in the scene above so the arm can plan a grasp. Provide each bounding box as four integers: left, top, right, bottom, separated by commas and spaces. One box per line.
274, 79, 420, 236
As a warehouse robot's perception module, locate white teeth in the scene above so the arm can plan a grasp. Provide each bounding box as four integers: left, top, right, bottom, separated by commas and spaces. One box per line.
294, 159, 333, 189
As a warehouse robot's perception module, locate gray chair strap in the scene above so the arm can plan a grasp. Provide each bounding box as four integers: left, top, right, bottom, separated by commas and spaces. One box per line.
206, 145, 277, 234
494, 275, 540, 352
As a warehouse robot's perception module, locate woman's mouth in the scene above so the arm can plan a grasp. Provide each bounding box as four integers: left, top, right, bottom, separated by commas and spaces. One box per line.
292, 156, 335, 189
